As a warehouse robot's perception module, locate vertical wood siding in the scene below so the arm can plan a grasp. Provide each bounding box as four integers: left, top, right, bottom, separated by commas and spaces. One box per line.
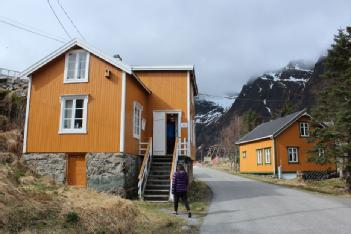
27, 51, 121, 152
135, 71, 188, 139
239, 139, 275, 173
275, 116, 336, 172
124, 74, 149, 155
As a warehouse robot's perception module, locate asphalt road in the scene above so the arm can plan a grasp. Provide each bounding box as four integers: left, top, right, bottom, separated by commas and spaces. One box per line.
194, 166, 351, 234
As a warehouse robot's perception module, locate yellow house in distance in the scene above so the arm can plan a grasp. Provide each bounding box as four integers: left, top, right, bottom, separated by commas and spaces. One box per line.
236, 110, 336, 178
21, 39, 198, 201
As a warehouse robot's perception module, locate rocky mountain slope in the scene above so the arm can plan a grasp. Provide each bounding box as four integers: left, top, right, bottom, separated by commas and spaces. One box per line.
195, 59, 326, 158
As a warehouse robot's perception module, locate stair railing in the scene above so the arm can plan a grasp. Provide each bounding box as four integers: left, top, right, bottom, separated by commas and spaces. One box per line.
138, 137, 152, 200
169, 138, 180, 201
178, 138, 189, 156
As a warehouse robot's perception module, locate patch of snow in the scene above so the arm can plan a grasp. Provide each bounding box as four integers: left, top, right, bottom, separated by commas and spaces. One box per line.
197, 94, 235, 111
263, 99, 266, 105
259, 87, 262, 93
266, 106, 272, 115
270, 83, 273, 89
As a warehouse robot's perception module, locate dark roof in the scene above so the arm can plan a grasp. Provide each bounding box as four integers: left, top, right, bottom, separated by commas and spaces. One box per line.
236, 109, 308, 144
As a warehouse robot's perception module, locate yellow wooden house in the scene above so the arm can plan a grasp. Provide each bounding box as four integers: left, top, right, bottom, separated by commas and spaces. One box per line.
21, 39, 198, 201
236, 110, 335, 178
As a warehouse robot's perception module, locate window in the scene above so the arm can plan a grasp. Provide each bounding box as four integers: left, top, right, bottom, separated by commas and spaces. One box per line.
133, 101, 143, 139
59, 95, 88, 134
64, 50, 90, 83
300, 122, 309, 137
242, 151, 247, 158
264, 148, 271, 164
256, 149, 263, 164
288, 147, 299, 163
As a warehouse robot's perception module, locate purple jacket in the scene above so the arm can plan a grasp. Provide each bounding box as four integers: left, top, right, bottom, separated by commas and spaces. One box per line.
172, 171, 188, 194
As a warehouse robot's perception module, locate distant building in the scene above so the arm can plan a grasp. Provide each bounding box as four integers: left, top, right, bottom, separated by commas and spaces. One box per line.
236, 110, 336, 178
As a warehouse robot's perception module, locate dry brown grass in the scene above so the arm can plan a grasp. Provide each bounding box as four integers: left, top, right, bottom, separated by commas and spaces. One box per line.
61, 189, 141, 233
0, 153, 193, 233
0, 129, 22, 154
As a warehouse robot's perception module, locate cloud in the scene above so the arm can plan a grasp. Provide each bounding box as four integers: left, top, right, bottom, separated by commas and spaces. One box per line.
1, 0, 351, 95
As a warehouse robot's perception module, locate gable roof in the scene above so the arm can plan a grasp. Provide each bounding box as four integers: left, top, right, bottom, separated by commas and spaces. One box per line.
236, 109, 309, 145
20, 38, 132, 78
132, 65, 198, 96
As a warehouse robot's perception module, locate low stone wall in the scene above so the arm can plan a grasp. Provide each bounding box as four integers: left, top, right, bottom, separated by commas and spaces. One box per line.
86, 153, 140, 198
23, 153, 66, 183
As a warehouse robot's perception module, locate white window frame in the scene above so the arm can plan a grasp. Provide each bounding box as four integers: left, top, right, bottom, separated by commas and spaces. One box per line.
288, 147, 299, 163
264, 148, 271, 164
64, 49, 90, 83
299, 122, 309, 137
59, 95, 88, 134
133, 101, 143, 139
257, 149, 263, 165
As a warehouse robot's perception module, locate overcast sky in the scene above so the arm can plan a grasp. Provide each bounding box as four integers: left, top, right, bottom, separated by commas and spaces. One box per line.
1, 0, 351, 95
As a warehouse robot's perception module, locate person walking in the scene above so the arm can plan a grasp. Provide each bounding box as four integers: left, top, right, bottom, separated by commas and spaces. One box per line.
172, 164, 191, 218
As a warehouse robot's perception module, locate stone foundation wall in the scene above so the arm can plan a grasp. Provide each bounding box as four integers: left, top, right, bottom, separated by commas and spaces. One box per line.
23, 153, 66, 183
23, 152, 140, 198
86, 153, 140, 198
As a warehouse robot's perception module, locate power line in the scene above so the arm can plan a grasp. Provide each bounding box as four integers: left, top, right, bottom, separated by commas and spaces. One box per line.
0, 17, 65, 43
56, 0, 86, 41
47, 0, 71, 39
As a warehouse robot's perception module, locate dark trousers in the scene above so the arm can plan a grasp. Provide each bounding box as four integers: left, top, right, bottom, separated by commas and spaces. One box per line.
174, 192, 190, 212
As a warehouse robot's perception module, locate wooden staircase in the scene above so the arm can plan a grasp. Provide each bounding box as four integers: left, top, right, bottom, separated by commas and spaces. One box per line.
143, 155, 173, 202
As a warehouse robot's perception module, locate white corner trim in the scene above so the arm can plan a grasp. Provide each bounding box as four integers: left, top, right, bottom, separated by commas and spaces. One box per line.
187, 71, 191, 157
119, 71, 126, 152
23, 76, 32, 153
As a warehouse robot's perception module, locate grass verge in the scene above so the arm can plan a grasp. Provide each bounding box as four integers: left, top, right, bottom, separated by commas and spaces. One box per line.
134, 179, 211, 233
207, 160, 349, 196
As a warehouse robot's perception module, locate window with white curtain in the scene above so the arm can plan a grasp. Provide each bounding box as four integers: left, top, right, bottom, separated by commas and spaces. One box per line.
64, 50, 90, 83
133, 101, 143, 139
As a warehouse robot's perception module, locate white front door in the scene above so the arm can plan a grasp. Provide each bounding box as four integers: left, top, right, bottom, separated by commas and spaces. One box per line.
153, 112, 166, 155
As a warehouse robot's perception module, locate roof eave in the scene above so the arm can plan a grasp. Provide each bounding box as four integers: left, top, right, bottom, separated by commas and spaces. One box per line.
235, 135, 273, 145
20, 38, 132, 78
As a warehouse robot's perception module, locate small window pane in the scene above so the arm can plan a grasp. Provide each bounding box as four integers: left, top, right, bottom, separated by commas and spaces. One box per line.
64, 109, 72, 118
74, 119, 83, 128
77, 52, 87, 79
76, 99, 84, 108
64, 119, 71, 129
67, 53, 76, 79
65, 100, 73, 108
75, 109, 83, 119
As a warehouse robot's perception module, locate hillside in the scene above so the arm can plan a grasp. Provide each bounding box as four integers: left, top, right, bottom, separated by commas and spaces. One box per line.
195, 59, 326, 158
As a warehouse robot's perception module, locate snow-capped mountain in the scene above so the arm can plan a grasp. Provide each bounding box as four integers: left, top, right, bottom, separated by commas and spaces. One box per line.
195, 94, 235, 126
195, 59, 325, 159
